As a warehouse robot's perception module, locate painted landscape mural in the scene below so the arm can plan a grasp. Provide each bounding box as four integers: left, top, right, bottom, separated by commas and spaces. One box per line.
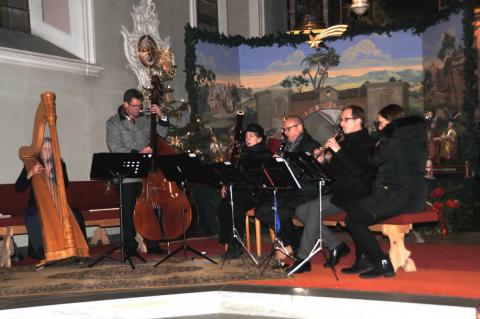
195, 31, 423, 145
194, 12, 465, 162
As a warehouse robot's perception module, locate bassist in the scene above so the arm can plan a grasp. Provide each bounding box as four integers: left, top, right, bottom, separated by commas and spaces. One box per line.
106, 88, 168, 256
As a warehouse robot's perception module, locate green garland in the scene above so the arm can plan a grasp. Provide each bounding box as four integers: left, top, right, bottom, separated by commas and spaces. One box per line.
461, 0, 479, 175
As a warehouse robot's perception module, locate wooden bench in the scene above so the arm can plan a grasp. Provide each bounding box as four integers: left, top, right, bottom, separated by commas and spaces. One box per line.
322, 208, 440, 272
244, 206, 441, 272
0, 181, 120, 267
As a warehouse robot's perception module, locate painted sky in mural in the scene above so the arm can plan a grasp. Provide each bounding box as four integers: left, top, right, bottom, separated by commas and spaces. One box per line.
196, 31, 423, 92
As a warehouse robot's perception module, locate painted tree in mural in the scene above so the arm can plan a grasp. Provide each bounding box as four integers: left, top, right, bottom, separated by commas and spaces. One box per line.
194, 64, 216, 87
280, 78, 293, 89
291, 75, 309, 93
438, 33, 458, 109
301, 47, 340, 95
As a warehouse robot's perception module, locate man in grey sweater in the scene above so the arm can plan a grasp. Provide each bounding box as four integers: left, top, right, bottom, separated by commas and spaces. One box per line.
106, 88, 168, 255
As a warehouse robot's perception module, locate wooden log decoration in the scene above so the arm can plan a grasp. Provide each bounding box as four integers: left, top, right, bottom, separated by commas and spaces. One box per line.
91, 227, 110, 246
0, 227, 14, 268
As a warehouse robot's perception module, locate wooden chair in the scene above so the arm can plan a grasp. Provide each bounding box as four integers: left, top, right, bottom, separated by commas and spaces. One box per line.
245, 209, 274, 257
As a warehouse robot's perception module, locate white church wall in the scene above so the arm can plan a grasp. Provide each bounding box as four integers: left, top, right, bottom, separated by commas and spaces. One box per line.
0, 0, 189, 183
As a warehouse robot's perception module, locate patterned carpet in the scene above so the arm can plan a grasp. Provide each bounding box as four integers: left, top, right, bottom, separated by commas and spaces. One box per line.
0, 256, 287, 297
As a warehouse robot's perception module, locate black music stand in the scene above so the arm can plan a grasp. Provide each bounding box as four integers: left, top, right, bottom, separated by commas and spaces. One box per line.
153, 153, 217, 266
241, 157, 300, 275
284, 152, 338, 280
201, 162, 259, 268
88, 153, 152, 269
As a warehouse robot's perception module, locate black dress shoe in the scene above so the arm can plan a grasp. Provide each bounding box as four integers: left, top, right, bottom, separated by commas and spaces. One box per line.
124, 247, 139, 257
146, 246, 167, 255
341, 254, 374, 274
286, 258, 311, 274
323, 242, 351, 268
359, 257, 395, 279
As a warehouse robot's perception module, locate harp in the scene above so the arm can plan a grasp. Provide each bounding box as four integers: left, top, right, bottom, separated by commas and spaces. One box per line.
18, 92, 89, 264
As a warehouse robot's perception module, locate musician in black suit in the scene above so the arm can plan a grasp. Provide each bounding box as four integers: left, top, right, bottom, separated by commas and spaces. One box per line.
287, 105, 376, 273
255, 116, 320, 257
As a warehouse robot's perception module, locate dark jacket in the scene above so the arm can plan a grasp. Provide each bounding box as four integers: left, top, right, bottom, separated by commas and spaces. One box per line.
15, 159, 69, 207
358, 116, 428, 221
238, 142, 272, 193
323, 128, 376, 209
285, 132, 321, 153
239, 142, 272, 161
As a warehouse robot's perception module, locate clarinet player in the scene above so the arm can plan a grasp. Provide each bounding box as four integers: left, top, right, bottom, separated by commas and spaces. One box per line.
287, 105, 376, 273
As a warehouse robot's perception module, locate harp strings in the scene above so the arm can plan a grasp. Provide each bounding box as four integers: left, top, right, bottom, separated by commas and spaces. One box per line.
42, 128, 62, 219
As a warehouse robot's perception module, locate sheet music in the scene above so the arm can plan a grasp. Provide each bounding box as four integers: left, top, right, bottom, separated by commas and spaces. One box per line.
276, 157, 302, 189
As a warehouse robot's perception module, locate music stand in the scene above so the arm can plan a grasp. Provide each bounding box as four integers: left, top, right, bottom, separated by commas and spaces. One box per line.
241, 157, 300, 275
201, 162, 259, 267
153, 153, 217, 266
284, 152, 338, 280
88, 153, 151, 269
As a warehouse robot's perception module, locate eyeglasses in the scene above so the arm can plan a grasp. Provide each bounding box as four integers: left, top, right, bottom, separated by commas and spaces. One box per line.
127, 103, 143, 109
339, 117, 358, 122
282, 124, 299, 133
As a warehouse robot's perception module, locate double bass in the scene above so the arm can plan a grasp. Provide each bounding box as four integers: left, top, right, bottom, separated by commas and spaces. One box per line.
133, 79, 194, 242
19, 92, 89, 265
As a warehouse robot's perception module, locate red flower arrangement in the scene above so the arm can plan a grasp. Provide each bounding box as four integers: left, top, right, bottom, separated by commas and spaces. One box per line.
428, 186, 462, 235
430, 187, 446, 199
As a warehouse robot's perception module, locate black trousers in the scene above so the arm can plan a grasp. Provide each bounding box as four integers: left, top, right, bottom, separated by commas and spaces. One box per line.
255, 189, 316, 250
345, 204, 389, 263
119, 182, 143, 250
216, 190, 256, 245
346, 186, 426, 263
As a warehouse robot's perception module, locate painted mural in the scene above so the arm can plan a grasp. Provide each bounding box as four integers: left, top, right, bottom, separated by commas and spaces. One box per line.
423, 12, 465, 164
195, 30, 424, 146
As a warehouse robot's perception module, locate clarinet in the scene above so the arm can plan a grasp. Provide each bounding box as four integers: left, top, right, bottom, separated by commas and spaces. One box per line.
277, 137, 287, 157
316, 126, 345, 159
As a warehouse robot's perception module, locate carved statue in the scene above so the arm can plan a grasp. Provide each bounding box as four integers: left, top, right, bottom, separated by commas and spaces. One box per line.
440, 120, 458, 163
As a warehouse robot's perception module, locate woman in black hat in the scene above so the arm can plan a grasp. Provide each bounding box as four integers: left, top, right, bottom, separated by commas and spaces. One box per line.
216, 123, 272, 259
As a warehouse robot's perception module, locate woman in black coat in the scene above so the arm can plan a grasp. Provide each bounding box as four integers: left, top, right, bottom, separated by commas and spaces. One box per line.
216, 123, 272, 258
343, 104, 428, 278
